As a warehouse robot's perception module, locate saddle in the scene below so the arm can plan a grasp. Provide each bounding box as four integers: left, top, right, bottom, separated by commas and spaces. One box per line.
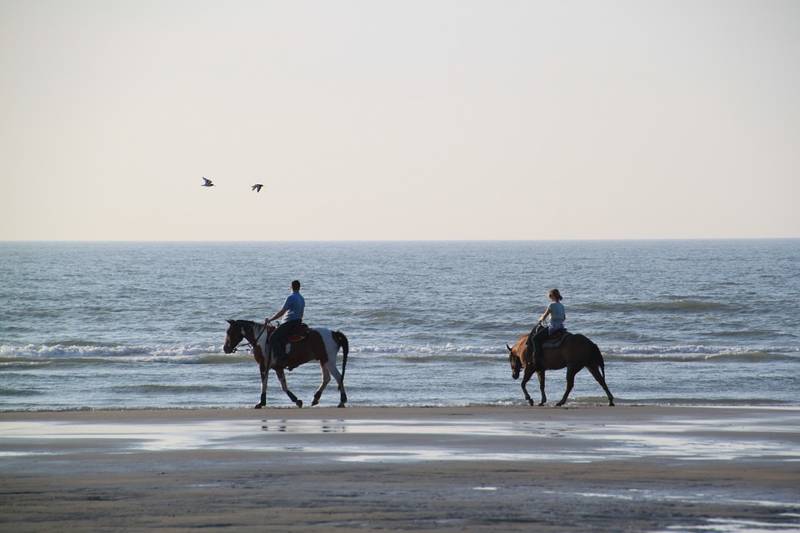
541, 329, 570, 349
264, 322, 310, 344
287, 322, 309, 344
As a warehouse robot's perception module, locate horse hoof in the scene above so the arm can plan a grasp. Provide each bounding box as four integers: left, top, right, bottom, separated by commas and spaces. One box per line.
609, 401, 615, 407
538, 402, 546, 406
296, 400, 303, 408
555, 402, 565, 407
254, 403, 265, 409
337, 403, 346, 408
527, 399, 534, 406
311, 398, 320, 407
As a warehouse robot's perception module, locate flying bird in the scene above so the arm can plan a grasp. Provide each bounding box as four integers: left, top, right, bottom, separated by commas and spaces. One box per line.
201, 177, 214, 187
251, 184, 263, 192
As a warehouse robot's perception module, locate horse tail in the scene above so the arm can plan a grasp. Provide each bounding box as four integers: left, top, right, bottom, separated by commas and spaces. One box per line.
590, 340, 605, 378
332, 331, 349, 389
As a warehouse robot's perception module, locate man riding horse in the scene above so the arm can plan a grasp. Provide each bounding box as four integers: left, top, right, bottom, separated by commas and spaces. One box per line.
266, 279, 305, 368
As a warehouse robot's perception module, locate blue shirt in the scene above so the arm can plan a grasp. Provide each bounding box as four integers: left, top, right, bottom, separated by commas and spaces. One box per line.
548, 301, 566, 330
282, 292, 305, 323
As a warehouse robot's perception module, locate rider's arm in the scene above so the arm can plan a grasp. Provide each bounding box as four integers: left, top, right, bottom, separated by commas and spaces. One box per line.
538, 307, 551, 323
266, 307, 287, 323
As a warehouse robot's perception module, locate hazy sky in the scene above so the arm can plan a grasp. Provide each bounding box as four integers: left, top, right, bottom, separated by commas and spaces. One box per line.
2, 0, 798, 240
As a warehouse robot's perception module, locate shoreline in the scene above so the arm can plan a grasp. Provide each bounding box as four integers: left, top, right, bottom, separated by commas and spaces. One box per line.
0, 404, 800, 421
2, 399, 799, 416
1, 405, 799, 531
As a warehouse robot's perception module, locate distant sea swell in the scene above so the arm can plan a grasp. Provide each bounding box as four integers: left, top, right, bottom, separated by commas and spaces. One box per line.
573, 299, 738, 313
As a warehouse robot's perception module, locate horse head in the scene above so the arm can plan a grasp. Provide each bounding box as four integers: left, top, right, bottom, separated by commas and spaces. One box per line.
507, 343, 521, 380
224, 319, 246, 354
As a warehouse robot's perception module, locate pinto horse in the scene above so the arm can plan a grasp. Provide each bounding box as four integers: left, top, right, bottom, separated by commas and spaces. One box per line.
506, 331, 614, 407
223, 319, 349, 408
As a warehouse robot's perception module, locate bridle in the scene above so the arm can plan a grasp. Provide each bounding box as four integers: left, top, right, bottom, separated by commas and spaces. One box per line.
228, 321, 270, 353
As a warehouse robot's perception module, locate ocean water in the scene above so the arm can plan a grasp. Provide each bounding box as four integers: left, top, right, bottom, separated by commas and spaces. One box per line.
0, 241, 798, 411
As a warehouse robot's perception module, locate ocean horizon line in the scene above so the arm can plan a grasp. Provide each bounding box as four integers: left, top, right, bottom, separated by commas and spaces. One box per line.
2, 237, 799, 244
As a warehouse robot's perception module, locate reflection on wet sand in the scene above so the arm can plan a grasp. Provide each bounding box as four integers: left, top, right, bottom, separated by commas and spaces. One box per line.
2, 410, 800, 464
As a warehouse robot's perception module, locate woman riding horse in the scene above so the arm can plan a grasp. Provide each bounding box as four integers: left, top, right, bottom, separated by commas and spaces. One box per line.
510, 290, 614, 406
527, 288, 566, 371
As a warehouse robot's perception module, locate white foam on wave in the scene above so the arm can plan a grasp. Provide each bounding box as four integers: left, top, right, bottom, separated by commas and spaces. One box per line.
356, 343, 799, 362
604, 343, 799, 357
0, 343, 224, 359
353, 344, 501, 355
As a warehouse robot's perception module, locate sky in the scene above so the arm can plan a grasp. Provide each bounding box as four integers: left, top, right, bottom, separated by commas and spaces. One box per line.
1, 0, 798, 240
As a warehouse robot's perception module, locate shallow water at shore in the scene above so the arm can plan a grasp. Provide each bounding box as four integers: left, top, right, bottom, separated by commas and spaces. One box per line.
3, 406, 800, 465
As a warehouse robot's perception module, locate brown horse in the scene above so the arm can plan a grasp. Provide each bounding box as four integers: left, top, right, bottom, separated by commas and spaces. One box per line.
223, 319, 349, 408
506, 331, 614, 407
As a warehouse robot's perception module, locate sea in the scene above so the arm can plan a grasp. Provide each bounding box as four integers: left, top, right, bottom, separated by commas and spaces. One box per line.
1, 240, 798, 411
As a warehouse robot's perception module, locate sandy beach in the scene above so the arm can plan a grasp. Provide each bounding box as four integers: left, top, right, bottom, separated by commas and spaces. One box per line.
1, 406, 799, 532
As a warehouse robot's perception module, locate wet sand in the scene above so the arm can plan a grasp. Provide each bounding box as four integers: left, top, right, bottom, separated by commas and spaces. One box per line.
1, 406, 799, 532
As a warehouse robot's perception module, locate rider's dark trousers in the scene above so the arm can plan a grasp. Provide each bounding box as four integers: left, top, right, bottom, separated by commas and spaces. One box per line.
527, 326, 549, 368
271, 319, 300, 363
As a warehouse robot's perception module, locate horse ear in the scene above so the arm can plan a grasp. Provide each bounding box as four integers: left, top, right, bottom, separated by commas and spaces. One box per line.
227, 319, 234, 325
506, 344, 513, 352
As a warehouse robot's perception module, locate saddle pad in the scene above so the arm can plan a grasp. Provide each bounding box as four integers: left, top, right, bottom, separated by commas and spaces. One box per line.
542, 331, 571, 349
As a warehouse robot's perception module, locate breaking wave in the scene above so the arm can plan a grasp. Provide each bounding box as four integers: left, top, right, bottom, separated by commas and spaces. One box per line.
0, 342, 221, 358
1, 341, 797, 366
0, 343, 251, 367
602, 352, 799, 363
353, 344, 501, 355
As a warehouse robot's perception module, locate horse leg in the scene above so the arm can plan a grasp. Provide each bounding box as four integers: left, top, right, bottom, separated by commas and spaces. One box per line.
312, 364, 331, 406
327, 362, 347, 408
255, 363, 268, 409
587, 365, 615, 406
556, 367, 580, 407
537, 370, 547, 406
520, 366, 536, 406
275, 368, 303, 408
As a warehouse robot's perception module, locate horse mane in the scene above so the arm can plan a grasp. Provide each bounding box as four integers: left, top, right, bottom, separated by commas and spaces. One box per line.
232, 319, 260, 328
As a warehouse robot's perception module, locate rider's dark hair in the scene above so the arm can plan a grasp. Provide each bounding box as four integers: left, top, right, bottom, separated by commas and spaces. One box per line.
549, 288, 563, 301
292, 280, 301, 291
